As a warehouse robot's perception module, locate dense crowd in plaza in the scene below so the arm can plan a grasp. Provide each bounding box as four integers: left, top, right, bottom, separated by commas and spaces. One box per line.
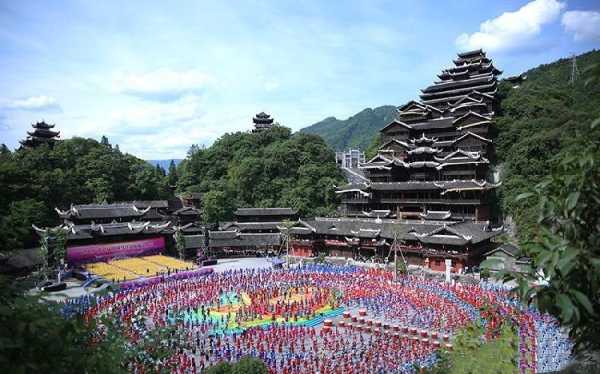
62, 264, 572, 373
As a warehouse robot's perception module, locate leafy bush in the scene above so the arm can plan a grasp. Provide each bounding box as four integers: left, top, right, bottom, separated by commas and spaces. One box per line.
427, 322, 518, 374
204, 357, 267, 374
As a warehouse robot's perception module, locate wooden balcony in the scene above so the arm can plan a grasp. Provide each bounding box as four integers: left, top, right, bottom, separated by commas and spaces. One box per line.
341, 198, 370, 204
377, 198, 481, 205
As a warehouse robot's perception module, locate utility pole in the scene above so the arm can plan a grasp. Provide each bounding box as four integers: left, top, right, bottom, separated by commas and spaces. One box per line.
278, 220, 293, 267
569, 53, 580, 85
287, 232, 290, 267
393, 232, 398, 281
391, 225, 408, 282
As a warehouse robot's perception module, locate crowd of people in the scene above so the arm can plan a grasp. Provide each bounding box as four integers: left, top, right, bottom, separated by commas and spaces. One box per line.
61, 264, 572, 373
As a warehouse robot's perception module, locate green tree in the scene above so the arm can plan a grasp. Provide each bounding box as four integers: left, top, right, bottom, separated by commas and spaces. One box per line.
510, 137, 599, 351
51, 227, 67, 268
167, 159, 178, 187
202, 190, 233, 224
0, 278, 128, 373
495, 50, 600, 241
180, 126, 344, 223
204, 361, 233, 374
364, 134, 382, 160
0, 199, 51, 252
86, 177, 114, 203
100, 135, 111, 147
231, 356, 268, 374
428, 323, 518, 374
174, 228, 185, 259
0, 135, 168, 252
204, 357, 268, 374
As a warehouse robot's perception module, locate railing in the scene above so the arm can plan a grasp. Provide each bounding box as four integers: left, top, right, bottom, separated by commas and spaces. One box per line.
341, 198, 369, 204
378, 198, 481, 205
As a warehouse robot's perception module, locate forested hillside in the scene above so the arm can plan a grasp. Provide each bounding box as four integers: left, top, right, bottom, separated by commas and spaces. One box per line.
176, 125, 344, 222
301, 105, 397, 151
0, 138, 169, 251
495, 49, 600, 239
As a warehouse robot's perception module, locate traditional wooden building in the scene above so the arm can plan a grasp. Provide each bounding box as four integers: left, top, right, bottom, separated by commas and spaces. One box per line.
294, 50, 504, 271
48, 198, 204, 263
208, 208, 297, 254
337, 50, 501, 222
252, 112, 275, 132
20, 121, 60, 148
287, 217, 501, 272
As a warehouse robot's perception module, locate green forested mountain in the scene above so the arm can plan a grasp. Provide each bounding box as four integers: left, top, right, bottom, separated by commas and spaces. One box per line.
495, 49, 600, 239
0, 138, 169, 251
300, 105, 397, 151
176, 125, 344, 222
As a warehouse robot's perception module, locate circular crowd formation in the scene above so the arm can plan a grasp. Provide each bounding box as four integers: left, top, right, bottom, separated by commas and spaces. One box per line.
62, 264, 572, 373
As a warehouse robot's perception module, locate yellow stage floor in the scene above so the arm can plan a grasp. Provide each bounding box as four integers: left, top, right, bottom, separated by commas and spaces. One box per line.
86, 255, 195, 282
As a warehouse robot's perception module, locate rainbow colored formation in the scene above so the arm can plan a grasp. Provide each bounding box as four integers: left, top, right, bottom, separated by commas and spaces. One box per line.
63, 265, 572, 373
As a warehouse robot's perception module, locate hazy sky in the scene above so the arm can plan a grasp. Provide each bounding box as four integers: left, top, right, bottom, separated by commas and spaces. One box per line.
1, 0, 599, 159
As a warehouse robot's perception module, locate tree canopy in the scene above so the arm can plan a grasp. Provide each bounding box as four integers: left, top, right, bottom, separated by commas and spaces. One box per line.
494, 50, 600, 240
496, 51, 600, 352
177, 125, 344, 223
204, 357, 268, 374
0, 137, 169, 251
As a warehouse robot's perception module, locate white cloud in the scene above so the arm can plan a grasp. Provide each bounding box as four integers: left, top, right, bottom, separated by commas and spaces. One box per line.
456, 0, 566, 52
112, 69, 213, 101
76, 94, 250, 159
264, 80, 280, 92
3, 95, 61, 111
562, 10, 600, 41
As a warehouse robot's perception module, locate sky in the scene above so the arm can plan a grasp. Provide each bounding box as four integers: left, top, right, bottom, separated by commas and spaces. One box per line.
1, 0, 599, 159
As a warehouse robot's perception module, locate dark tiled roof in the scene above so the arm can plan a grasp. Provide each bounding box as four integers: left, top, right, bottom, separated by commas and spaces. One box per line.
234, 208, 297, 216
140, 209, 168, 221
27, 128, 60, 137
420, 210, 452, 220
180, 223, 205, 234
485, 243, 520, 257
174, 207, 201, 216
168, 198, 184, 212
292, 217, 499, 245
422, 75, 494, 93
209, 230, 238, 239
209, 232, 281, 248
62, 204, 146, 219
410, 117, 455, 130
133, 200, 169, 209
457, 49, 484, 58
67, 222, 173, 239
183, 234, 205, 249
32, 121, 55, 129
341, 167, 369, 184
221, 222, 281, 231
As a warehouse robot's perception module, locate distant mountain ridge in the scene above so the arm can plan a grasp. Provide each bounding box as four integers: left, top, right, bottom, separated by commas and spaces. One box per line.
300, 105, 397, 151
146, 159, 182, 172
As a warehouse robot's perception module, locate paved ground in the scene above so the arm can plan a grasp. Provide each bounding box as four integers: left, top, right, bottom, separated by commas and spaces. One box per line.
35, 257, 280, 302
209, 257, 276, 273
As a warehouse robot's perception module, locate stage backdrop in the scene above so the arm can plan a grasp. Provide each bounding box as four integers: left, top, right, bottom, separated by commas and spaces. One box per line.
67, 237, 165, 264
